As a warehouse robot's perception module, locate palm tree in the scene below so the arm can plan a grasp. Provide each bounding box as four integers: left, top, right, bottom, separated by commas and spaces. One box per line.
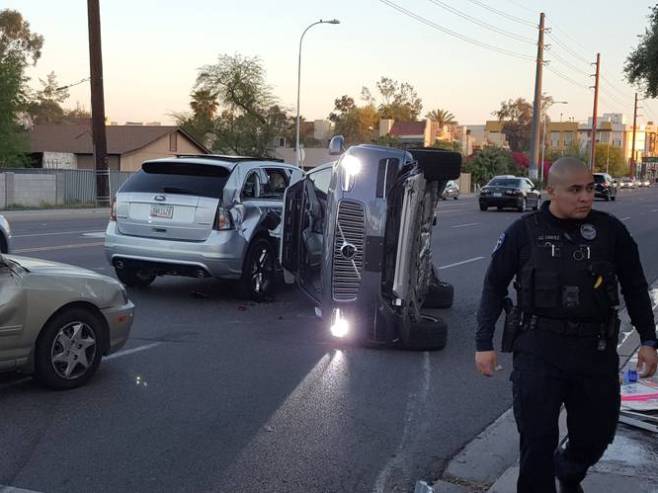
426, 108, 456, 127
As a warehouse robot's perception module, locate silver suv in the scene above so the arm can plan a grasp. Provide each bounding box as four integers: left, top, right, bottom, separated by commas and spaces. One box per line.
105, 155, 303, 300
0, 215, 11, 253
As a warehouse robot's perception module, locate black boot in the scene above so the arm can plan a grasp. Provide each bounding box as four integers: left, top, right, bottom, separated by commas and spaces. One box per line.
558, 480, 584, 493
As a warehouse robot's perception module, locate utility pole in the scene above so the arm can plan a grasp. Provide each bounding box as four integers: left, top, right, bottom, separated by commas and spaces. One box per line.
87, 0, 109, 207
631, 92, 638, 177
529, 12, 545, 181
589, 53, 600, 171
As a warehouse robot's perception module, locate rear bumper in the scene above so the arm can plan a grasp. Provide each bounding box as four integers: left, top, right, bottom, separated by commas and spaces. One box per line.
104, 221, 245, 279
479, 196, 523, 207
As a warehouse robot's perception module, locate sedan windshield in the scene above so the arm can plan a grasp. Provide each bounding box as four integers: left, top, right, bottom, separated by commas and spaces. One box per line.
487, 178, 521, 188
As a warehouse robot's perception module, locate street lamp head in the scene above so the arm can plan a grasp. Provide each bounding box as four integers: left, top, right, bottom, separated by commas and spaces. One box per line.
324, 19, 340, 24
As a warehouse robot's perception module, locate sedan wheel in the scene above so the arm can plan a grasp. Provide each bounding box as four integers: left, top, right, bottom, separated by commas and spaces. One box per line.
240, 238, 275, 301
35, 308, 104, 390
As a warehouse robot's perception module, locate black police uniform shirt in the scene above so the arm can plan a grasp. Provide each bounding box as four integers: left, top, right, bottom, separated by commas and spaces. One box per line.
476, 201, 656, 374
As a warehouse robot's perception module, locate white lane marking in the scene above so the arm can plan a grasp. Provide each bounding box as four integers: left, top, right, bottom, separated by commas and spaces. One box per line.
0, 484, 44, 492
451, 222, 479, 228
438, 256, 485, 270
621, 217, 631, 221
13, 242, 105, 253
373, 352, 431, 493
81, 232, 105, 238
105, 342, 162, 361
12, 230, 102, 238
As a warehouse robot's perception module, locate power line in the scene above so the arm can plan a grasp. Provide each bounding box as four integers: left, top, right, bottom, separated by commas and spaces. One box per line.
462, 0, 537, 28
503, 0, 538, 15
426, 0, 535, 44
547, 50, 590, 77
545, 66, 589, 91
377, 0, 535, 61
601, 75, 635, 100
545, 32, 591, 65
598, 87, 631, 112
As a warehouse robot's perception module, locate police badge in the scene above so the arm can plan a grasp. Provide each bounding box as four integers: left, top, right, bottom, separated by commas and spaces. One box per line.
580, 223, 597, 241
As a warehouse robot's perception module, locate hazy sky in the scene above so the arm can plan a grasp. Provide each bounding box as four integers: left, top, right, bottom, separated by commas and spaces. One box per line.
7, 0, 658, 126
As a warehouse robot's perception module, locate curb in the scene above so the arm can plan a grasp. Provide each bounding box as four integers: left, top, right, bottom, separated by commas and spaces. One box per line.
1, 208, 109, 221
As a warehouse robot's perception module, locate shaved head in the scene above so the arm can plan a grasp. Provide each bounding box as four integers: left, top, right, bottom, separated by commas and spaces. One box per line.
547, 157, 591, 188
546, 157, 595, 219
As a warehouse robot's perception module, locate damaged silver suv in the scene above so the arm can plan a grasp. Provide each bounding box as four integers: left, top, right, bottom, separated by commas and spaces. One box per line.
280, 139, 461, 349
105, 155, 303, 300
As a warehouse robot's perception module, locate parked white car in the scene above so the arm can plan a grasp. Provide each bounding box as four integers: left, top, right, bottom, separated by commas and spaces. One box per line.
0, 215, 11, 253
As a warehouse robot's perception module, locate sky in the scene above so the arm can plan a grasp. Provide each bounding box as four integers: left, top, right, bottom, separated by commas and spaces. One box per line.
6, 0, 658, 127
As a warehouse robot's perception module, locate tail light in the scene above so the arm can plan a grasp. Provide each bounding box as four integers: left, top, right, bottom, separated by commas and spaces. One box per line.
213, 206, 233, 230
110, 198, 117, 221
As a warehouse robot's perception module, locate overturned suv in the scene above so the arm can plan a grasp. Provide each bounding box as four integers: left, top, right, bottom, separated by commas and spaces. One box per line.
280, 139, 461, 349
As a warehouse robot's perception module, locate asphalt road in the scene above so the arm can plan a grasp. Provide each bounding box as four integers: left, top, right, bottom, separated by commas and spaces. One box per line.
1, 188, 657, 493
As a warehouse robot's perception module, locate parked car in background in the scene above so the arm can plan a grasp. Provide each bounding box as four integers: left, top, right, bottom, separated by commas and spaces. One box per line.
105, 155, 304, 300
641, 178, 651, 187
441, 180, 460, 200
478, 176, 541, 212
619, 177, 636, 189
0, 254, 134, 389
0, 215, 11, 253
593, 173, 617, 201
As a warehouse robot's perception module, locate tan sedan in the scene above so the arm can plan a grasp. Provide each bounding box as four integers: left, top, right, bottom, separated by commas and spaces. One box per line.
0, 255, 134, 389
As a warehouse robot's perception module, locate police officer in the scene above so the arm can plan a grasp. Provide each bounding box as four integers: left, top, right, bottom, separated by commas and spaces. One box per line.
474, 158, 658, 493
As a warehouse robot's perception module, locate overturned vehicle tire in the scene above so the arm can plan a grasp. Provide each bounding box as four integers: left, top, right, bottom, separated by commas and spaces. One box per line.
400, 314, 448, 351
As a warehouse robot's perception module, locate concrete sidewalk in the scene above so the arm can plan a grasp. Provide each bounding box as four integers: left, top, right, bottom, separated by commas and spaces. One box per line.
419, 281, 658, 493
0, 207, 109, 221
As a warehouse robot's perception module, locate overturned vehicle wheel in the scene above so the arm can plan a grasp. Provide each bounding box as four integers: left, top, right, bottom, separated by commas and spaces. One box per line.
400, 314, 448, 351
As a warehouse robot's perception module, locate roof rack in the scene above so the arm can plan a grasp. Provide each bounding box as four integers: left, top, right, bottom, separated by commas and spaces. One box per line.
175, 153, 284, 163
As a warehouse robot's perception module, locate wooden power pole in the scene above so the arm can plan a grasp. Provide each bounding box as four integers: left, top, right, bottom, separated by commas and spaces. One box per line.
87, 0, 109, 207
589, 53, 600, 171
529, 12, 545, 181
631, 92, 638, 177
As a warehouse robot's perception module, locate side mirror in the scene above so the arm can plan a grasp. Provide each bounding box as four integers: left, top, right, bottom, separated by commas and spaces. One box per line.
328, 135, 345, 156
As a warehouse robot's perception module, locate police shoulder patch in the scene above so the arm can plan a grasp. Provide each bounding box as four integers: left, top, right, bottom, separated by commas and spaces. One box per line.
493, 233, 506, 254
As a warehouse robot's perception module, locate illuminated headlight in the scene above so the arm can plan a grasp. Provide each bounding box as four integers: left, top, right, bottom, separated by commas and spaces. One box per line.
340, 155, 362, 191
330, 308, 350, 338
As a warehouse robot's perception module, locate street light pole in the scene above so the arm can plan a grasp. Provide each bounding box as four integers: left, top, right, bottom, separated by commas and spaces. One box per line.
295, 19, 339, 167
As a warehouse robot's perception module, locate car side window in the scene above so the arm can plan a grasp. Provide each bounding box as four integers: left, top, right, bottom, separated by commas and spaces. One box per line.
241, 171, 260, 200
308, 168, 332, 195
261, 168, 290, 199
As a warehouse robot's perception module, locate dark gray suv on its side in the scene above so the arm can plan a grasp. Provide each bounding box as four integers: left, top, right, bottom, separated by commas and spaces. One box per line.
105, 155, 303, 300
280, 140, 461, 349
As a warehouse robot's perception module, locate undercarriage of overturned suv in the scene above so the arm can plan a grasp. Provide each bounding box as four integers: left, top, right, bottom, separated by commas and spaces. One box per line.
281, 140, 462, 350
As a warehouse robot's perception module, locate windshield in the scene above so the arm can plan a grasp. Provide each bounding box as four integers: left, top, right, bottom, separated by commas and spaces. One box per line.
119, 162, 231, 199
593, 174, 605, 183
487, 178, 521, 188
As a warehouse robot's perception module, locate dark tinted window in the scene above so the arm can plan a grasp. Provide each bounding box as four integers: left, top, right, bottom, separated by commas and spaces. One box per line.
488, 178, 521, 188
119, 162, 231, 199
308, 167, 332, 195
593, 174, 606, 183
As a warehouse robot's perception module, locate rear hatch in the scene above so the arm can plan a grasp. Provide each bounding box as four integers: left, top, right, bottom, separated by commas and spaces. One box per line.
115, 161, 232, 242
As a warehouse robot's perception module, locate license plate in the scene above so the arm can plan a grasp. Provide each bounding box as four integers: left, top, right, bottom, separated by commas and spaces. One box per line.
493, 193, 502, 197
150, 205, 174, 219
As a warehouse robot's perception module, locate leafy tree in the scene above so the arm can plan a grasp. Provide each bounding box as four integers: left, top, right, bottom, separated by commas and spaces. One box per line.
492, 96, 553, 152
433, 139, 461, 153
464, 146, 518, 186
62, 103, 91, 124
0, 9, 43, 167
625, 4, 658, 98
426, 108, 456, 127
192, 54, 288, 156
26, 71, 69, 124
593, 143, 627, 176
330, 96, 378, 145
0, 56, 29, 166
0, 9, 43, 66
375, 76, 422, 121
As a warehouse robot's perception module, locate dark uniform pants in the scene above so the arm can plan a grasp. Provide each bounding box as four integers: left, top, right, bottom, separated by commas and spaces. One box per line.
511, 352, 620, 493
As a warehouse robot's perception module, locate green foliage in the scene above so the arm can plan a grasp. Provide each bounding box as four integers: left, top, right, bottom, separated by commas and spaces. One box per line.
464, 146, 518, 185
625, 5, 658, 98
329, 98, 378, 145
192, 54, 290, 156
593, 143, 627, 176
374, 77, 422, 121
25, 71, 69, 124
0, 53, 29, 167
426, 108, 456, 127
0, 9, 44, 66
492, 96, 554, 152
433, 139, 461, 153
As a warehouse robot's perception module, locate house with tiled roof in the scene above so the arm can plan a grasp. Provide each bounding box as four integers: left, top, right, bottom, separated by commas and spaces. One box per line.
28, 124, 208, 172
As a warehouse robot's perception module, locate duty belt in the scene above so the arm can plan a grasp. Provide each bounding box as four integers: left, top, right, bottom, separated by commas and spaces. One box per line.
524, 315, 606, 337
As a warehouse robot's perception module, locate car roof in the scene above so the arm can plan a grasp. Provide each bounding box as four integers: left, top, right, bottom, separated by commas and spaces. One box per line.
142, 154, 298, 172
